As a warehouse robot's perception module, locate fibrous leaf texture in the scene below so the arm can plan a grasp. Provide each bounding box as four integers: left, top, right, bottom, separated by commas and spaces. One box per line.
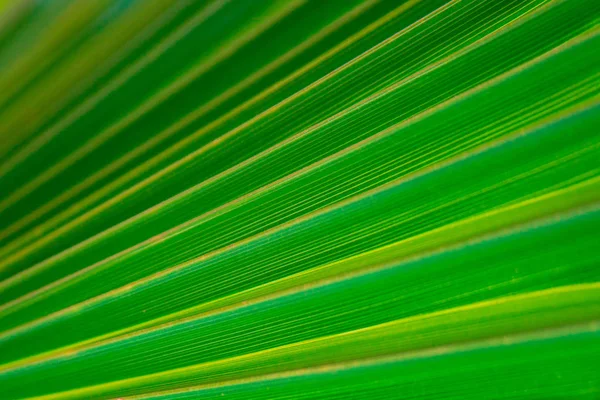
0, 0, 599, 399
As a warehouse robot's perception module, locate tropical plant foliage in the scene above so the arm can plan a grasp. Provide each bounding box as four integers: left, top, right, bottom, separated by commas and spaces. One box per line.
0, 0, 598, 398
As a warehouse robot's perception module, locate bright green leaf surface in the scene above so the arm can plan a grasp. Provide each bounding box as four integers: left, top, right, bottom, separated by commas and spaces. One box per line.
0, 0, 598, 399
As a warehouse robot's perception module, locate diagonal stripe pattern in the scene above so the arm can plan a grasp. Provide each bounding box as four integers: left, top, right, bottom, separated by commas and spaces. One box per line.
0, 0, 599, 399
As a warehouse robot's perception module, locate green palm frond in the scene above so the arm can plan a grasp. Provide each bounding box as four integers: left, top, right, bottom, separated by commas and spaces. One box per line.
0, 0, 598, 399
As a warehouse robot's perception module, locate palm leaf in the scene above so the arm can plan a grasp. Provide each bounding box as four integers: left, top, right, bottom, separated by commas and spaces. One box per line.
0, 0, 598, 399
